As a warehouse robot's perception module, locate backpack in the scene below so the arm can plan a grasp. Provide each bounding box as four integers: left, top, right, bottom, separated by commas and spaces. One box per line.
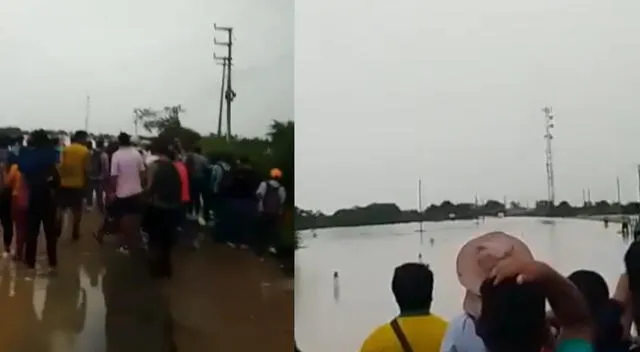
90, 150, 104, 179
262, 182, 282, 215
148, 160, 182, 207
216, 162, 233, 193
185, 153, 196, 175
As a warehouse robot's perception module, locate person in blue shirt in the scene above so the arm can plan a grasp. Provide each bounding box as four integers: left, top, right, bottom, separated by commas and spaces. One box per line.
18, 130, 60, 276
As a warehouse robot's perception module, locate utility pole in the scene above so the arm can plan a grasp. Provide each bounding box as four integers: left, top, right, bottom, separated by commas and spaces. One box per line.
542, 107, 556, 208
85, 95, 91, 132
134, 111, 138, 138
636, 164, 640, 203
582, 188, 586, 206
416, 179, 424, 245
213, 23, 236, 141
215, 58, 228, 137
617, 177, 622, 204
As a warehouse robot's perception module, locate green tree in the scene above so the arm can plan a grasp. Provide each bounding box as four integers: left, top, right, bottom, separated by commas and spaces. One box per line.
133, 105, 200, 149
268, 120, 294, 206
134, 105, 185, 135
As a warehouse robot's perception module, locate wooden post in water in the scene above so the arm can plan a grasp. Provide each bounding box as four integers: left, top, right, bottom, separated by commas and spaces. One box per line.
417, 179, 424, 246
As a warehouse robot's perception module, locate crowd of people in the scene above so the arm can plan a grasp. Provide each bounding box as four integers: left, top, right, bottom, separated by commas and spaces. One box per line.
0, 129, 287, 279
359, 231, 640, 352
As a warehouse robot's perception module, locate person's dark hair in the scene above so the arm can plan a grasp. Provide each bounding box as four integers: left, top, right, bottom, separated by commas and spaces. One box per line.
117, 132, 131, 146
0, 135, 10, 148
568, 270, 609, 316
216, 152, 233, 164
476, 277, 548, 352
29, 129, 52, 149
568, 270, 627, 350
150, 138, 172, 158
51, 136, 60, 146
624, 241, 640, 335
106, 142, 119, 157
391, 262, 434, 313
73, 130, 88, 143
85, 140, 93, 150
96, 139, 105, 149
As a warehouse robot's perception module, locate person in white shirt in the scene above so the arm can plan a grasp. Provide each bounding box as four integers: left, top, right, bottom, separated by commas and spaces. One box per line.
440, 313, 486, 352
107, 133, 145, 254
442, 232, 533, 352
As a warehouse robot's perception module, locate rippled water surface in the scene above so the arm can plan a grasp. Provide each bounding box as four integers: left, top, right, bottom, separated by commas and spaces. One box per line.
295, 217, 629, 352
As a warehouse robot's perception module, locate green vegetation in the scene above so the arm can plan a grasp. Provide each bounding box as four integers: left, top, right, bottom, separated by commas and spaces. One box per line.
133, 106, 296, 253
296, 200, 640, 230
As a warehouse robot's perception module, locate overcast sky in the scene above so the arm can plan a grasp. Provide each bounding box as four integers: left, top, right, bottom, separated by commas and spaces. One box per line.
0, 0, 292, 136
296, 0, 640, 213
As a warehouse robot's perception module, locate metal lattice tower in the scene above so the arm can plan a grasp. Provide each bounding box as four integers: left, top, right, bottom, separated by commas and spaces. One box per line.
542, 106, 555, 205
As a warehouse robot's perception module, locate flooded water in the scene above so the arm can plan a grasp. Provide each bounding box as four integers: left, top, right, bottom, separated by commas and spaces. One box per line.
295, 217, 629, 352
0, 210, 173, 352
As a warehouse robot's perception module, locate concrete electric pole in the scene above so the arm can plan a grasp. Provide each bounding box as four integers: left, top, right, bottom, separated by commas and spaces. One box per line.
542, 107, 556, 207
215, 57, 228, 138
213, 24, 236, 141
636, 164, 640, 203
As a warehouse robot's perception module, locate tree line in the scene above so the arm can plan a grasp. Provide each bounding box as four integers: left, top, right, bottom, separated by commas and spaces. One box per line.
295, 199, 640, 230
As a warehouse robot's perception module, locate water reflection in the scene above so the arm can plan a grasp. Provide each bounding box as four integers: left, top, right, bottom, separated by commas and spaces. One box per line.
0, 264, 41, 351
295, 217, 630, 352
39, 266, 87, 351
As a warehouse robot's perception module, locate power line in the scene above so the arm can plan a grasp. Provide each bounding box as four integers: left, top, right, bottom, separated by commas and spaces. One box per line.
213, 23, 236, 141
542, 106, 555, 207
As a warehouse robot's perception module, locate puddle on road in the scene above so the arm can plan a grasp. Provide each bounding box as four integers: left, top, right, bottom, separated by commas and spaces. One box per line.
0, 248, 108, 352
0, 239, 174, 352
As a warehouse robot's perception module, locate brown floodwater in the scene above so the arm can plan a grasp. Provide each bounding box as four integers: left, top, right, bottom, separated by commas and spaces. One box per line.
0, 211, 173, 352
295, 217, 630, 352
0, 210, 295, 352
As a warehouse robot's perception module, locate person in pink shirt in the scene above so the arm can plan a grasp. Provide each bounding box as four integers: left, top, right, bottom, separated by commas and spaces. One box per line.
106, 133, 145, 254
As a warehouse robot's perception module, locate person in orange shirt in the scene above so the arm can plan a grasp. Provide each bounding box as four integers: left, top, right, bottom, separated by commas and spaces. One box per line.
6, 162, 28, 261
172, 153, 191, 234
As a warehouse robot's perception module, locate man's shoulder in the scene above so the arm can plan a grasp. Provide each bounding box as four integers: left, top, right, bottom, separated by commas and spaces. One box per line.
113, 148, 141, 160
69, 143, 89, 153
360, 323, 396, 352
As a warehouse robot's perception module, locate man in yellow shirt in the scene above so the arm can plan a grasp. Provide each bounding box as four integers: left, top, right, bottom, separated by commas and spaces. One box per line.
57, 131, 90, 241
360, 262, 447, 352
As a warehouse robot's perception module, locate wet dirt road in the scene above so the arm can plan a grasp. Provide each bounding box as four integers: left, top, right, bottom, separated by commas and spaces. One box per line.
0, 211, 293, 351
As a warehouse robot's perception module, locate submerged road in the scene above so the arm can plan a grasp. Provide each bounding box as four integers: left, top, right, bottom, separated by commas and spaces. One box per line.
0, 211, 294, 352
